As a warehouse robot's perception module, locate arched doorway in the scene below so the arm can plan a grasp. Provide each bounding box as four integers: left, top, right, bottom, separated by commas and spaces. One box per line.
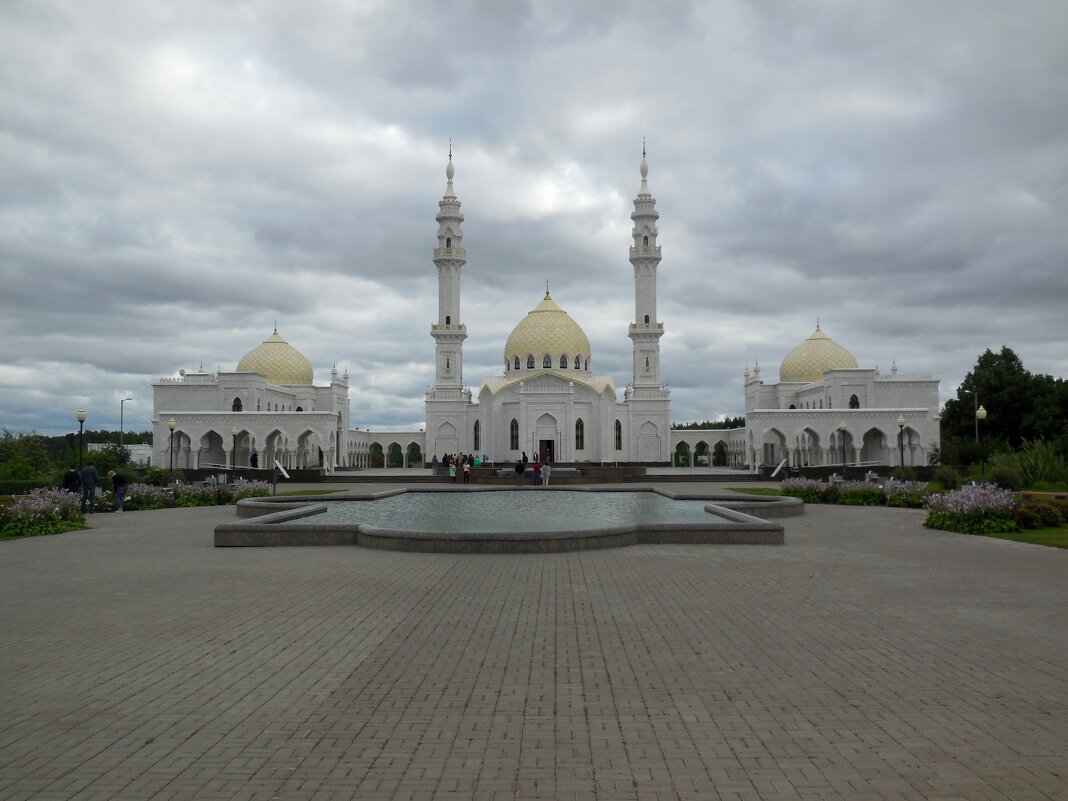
534, 413, 558, 463
674, 441, 691, 467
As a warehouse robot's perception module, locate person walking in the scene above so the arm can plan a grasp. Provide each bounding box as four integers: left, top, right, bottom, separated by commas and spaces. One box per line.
62, 465, 81, 494
542, 462, 551, 486
79, 462, 101, 514
108, 470, 129, 512
449, 458, 457, 484
532, 460, 542, 486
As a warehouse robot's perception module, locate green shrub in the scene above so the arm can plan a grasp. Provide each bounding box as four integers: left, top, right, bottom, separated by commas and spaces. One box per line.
837, 484, 886, 506
986, 463, 1023, 491
1013, 506, 1042, 529
986, 439, 1068, 489
887, 491, 926, 508
925, 485, 1017, 535
1026, 502, 1064, 527
142, 468, 171, 487
932, 466, 962, 491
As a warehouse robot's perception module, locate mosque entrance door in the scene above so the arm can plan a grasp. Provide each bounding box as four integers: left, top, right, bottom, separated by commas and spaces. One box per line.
538, 440, 555, 464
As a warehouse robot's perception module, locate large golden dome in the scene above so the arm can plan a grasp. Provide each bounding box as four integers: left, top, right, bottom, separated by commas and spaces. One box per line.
505, 291, 592, 370
236, 329, 314, 385
779, 324, 858, 383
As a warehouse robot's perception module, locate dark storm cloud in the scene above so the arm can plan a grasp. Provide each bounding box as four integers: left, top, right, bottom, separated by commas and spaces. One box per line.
2, 0, 1066, 435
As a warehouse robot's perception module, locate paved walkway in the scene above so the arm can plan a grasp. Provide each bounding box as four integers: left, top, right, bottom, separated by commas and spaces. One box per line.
1, 487, 1066, 800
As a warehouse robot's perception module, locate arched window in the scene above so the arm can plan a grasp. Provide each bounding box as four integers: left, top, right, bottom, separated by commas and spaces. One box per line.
232, 397, 242, 412
575, 419, 585, 450
643, 234, 649, 248
473, 420, 480, 451
256, 399, 261, 411
543, 354, 552, 368
560, 354, 568, 368
445, 315, 451, 325
510, 419, 519, 450
584, 358, 589, 370
526, 355, 535, 369
849, 394, 860, 409
789, 404, 796, 409
575, 355, 580, 369
295, 406, 303, 412
644, 314, 650, 323
614, 420, 622, 450
446, 237, 451, 248
513, 356, 520, 370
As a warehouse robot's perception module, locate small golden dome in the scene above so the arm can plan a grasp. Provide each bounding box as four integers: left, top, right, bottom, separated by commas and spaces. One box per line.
779, 324, 858, 383
236, 329, 314, 385
505, 291, 592, 370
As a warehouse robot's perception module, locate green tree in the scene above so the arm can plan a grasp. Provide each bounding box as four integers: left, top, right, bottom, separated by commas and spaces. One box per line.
941, 347, 1068, 464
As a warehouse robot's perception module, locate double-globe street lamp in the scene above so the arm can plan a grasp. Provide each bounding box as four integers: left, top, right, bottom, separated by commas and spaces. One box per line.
168, 418, 177, 477
976, 404, 988, 482
76, 409, 87, 468
232, 427, 239, 471
897, 415, 906, 471
120, 396, 133, 449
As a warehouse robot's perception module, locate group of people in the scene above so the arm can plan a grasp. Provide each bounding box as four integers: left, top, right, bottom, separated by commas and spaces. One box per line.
61, 462, 129, 513
513, 451, 551, 486
434, 453, 482, 484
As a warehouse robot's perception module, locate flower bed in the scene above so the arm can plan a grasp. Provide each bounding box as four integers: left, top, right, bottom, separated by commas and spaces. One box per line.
924, 484, 1016, 534
779, 478, 929, 509
0, 488, 85, 538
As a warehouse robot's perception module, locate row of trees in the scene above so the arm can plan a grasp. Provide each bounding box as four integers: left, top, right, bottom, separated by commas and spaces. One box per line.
671, 416, 745, 430
0, 429, 148, 491
939, 347, 1068, 466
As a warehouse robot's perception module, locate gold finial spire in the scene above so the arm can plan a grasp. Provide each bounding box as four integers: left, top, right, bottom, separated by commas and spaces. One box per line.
642, 137, 646, 158
273, 319, 278, 335
545, 278, 550, 298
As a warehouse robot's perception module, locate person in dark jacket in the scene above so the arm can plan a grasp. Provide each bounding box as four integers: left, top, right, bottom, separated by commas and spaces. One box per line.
108, 471, 129, 512
62, 465, 81, 494
79, 462, 101, 513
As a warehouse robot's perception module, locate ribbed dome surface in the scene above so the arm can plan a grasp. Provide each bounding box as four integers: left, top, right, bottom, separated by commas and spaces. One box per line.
505, 292, 591, 368
236, 330, 314, 385
779, 325, 858, 383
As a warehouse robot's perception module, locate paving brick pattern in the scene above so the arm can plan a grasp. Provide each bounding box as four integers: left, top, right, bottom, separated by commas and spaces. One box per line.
1, 495, 1066, 800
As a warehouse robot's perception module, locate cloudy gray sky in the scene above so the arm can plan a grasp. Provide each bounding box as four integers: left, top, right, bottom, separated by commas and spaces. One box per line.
2, 0, 1066, 436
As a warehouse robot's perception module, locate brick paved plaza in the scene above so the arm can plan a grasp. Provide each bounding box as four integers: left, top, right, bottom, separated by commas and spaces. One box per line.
2, 488, 1066, 800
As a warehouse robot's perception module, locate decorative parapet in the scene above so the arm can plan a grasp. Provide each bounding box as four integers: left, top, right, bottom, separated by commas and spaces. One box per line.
628, 245, 662, 259
432, 246, 466, 260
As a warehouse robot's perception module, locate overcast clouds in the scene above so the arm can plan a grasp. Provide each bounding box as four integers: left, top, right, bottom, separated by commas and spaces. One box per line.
2, 0, 1066, 436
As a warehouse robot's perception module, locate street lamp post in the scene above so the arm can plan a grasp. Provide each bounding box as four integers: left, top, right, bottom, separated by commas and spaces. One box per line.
77, 410, 87, 468
839, 421, 848, 468
976, 405, 988, 482
897, 415, 906, 471
231, 427, 239, 471
120, 396, 133, 449
168, 418, 177, 477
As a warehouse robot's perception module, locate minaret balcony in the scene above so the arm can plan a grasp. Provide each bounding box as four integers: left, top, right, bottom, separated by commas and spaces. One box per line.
629, 245, 662, 259
629, 322, 664, 333
433, 246, 467, 260
431, 322, 468, 334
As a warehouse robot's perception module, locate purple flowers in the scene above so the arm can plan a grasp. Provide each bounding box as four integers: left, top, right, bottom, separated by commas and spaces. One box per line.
924, 484, 1017, 534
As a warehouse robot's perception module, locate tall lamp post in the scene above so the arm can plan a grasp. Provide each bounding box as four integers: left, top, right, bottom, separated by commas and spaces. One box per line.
976, 405, 987, 482
77, 410, 87, 468
120, 396, 133, 449
231, 427, 239, 471
168, 418, 177, 477
897, 415, 906, 471
839, 421, 848, 468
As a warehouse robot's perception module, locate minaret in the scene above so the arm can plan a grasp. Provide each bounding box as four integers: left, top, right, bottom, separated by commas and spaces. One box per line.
431, 146, 467, 389
629, 143, 664, 388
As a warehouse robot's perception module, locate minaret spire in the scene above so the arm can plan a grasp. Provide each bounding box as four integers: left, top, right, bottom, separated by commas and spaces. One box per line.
430, 147, 467, 390
629, 147, 665, 389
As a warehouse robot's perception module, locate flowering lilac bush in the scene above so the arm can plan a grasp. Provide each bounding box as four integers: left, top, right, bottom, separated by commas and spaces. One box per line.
924, 484, 1017, 534
780, 478, 929, 508
0, 487, 86, 538
232, 480, 271, 500
124, 483, 171, 511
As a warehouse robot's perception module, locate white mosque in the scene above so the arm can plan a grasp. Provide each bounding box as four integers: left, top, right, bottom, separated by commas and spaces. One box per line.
151, 152, 940, 473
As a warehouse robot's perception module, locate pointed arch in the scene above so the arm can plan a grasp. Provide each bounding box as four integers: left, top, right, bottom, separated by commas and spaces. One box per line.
614, 419, 622, 450
542, 354, 552, 368
575, 419, 585, 450
526, 354, 535, 369
510, 418, 519, 450
231, 397, 242, 412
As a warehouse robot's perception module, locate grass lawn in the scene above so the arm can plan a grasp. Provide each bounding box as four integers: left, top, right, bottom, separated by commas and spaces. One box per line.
727, 487, 783, 496
985, 526, 1068, 550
